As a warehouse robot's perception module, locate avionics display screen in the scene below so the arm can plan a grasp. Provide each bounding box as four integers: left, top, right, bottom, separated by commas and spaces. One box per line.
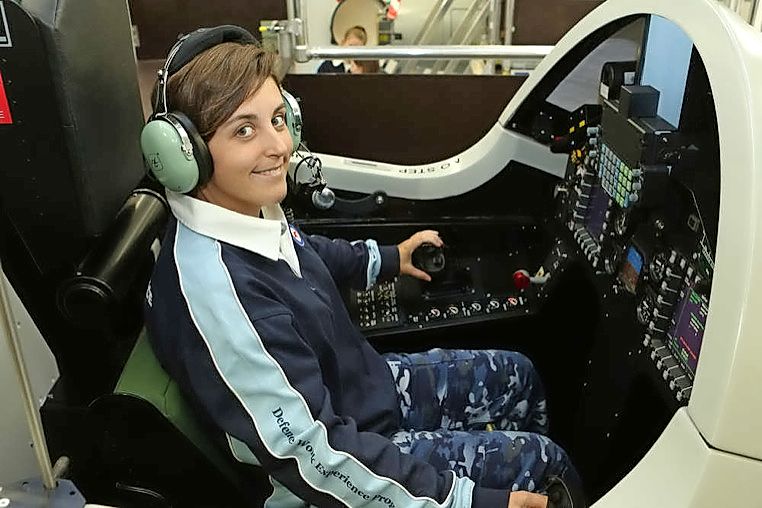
619, 245, 643, 294
667, 286, 708, 378
585, 185, 609, 240
640, 15, 693, 127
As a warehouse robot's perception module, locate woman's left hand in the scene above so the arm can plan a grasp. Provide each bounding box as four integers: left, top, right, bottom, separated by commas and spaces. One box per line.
397, 230, 444, 282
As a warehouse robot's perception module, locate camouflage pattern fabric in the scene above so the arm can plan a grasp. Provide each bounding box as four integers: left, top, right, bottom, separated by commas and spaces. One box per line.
384, 349, 574, 492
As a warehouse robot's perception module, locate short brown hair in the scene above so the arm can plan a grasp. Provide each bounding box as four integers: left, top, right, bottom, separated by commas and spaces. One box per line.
164, 42, 279, 140
343, 25, 367, 45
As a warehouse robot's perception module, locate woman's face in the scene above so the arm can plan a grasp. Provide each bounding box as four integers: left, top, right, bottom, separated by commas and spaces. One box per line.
199, 77, 293, 217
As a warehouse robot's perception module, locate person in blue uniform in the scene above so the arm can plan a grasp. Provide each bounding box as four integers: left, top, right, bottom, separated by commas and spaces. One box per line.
317, 25, 368, 74
144, 25, 578, 508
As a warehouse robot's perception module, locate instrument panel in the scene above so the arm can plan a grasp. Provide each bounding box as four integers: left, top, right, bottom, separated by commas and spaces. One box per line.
299, 220, 546, 340
348, 275, 531, 337
554, 73, 716, 404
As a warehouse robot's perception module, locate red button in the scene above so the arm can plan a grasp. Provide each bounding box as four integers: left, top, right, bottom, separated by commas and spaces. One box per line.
512, 270, 531, 291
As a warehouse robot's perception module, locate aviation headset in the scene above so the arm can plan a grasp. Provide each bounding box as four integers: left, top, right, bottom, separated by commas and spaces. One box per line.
140, 25, 304, 194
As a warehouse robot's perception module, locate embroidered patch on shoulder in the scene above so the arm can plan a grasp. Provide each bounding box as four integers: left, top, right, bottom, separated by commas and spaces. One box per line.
289, 225, 304, 246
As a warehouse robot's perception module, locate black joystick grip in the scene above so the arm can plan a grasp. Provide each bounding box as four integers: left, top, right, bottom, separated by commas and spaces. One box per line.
412, 243, 446, 274
543, 475, 586, 508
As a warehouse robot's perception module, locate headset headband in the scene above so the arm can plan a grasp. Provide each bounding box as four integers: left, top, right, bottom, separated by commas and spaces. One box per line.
153, 25, 257, 117
141, 24, 304, 194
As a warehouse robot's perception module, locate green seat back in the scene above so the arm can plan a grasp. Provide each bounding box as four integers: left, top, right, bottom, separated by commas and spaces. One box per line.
115, 330, 239, 482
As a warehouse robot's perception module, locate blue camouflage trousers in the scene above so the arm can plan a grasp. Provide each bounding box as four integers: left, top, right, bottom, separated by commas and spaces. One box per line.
383, 349, 574, 493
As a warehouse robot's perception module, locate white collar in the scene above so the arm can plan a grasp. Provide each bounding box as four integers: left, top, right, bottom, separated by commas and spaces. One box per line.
331, 59, 346, 69
166, 191, 301, 276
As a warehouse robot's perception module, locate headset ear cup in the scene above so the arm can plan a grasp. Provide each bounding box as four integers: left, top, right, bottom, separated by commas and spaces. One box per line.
141, 116, 200, 193
171, 111, 213, 187
282, 89, 303, 151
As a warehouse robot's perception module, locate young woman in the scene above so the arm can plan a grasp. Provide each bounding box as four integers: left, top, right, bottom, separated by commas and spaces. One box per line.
144, 25, 577, 508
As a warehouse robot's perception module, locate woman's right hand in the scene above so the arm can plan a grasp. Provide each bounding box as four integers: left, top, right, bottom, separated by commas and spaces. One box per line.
508, 491, 548, 508
348, 60, 363, 74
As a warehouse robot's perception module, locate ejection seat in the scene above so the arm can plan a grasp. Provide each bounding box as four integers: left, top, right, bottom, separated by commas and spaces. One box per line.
90, 331, 271, 507
0, 1, 270, 506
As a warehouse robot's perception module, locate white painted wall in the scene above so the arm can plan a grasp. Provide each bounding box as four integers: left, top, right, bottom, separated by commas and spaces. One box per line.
394, 0, 480, 44
293, 0, 337, 74
393, 0, 440, 43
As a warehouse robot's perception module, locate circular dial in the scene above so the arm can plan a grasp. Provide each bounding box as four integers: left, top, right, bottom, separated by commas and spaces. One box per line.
603, 247, 623, 275
636, 294, 655, 326
613, 209, 630, 237
649, 252, 668, 282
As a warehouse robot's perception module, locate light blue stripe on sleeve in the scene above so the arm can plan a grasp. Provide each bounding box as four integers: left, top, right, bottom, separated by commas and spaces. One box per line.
364, 239, 382, 289
173, 224, 474, 508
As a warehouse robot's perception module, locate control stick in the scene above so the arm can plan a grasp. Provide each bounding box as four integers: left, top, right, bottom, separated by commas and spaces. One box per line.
543, 475, 586, 508
412, 243, 446, 274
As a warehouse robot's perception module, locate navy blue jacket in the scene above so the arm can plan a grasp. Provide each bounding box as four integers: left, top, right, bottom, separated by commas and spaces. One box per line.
145, 193, 501, 507
317, 60, 348, 73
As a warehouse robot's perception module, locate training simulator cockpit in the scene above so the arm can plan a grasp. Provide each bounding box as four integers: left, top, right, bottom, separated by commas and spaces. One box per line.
0, 0, 761, 506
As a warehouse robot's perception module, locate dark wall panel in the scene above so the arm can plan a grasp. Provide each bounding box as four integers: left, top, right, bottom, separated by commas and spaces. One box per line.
282, 74, 527, 165
513, 0, 603, 45
128, 0, 286, 59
